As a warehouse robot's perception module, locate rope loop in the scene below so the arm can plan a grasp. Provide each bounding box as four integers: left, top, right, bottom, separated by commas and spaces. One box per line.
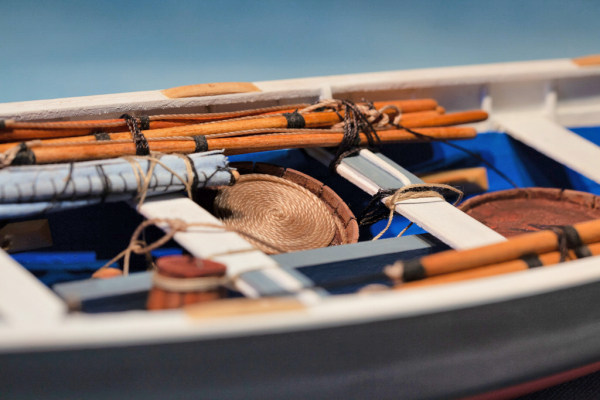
122, 153, 196, 208
360, 183, 464, 240
94, 218, 226, 276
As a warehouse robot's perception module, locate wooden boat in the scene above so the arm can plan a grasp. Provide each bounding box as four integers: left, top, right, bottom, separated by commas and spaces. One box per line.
1, 55, 600, 399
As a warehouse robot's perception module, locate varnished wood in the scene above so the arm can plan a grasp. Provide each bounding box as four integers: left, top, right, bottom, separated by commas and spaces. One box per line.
394, 218, 600, 280
161, 82, 261, 98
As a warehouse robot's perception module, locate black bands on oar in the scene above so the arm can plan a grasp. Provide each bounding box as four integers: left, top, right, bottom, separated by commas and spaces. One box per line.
521, 253, 544, 268
11, 143, 36, 166
531, 224, 592, 262
93, 131, 111, 141
121, 114, 150, 156
283, 110, 305, 129
139, 116, 151, 131
0, 120, 5, 130
330, 100, 381, 171
316, 270, 390, 291
574, 245, 593, 258
554, 224, 592, 259
401, 258, 427, 282
193, 135, 208, 152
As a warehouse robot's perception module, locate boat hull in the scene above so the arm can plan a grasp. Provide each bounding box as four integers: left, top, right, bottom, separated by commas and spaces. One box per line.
4, 279, 600, 399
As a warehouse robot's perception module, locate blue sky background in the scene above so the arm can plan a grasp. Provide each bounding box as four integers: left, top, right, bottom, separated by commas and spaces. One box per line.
1, 0, 599, 102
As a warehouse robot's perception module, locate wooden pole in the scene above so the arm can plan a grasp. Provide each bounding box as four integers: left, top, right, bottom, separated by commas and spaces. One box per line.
23, 126, 476, 164
0, 108, 460, 143
0, 99, 442, 143
1, 99, 438, 132
217, 127, 477, 155
386, 218, 600, 283
372, 99, 438, 113
0, 109, 486, 153
400, 242, 600, 289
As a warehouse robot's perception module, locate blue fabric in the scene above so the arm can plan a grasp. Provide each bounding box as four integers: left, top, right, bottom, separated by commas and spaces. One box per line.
230, 127, 600, 238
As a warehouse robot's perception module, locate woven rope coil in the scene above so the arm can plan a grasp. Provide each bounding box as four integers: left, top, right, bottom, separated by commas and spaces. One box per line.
214, 174, 342, 254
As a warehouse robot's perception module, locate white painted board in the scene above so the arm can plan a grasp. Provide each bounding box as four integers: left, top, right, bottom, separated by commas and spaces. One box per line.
495, 113, 600, 183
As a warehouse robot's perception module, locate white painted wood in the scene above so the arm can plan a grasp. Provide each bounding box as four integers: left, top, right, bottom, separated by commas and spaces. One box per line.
1, 56, 600, 354
0, 250, 66, 326
2, 57, 600, 124
137, 194, 315, 299
306, 148, 506, 249
494, 113, 600, 183
358, 150, 412, 186
3, 253, 600, 352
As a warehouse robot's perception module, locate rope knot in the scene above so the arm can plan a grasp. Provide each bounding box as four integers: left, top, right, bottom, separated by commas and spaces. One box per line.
300, 99, 387, 170
383, 183, 463, 209
167, 218, 190, 232
360, 183, 464, 240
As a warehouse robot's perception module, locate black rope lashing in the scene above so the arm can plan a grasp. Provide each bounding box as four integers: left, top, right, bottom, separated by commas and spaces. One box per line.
11, 143, 36, 165
358, 188, 396, 226
549, 226, 570, 263
41, 162, 76, 214
521, 253, 544, 268
182, 154, 200, 202
391, 122, 519, 189
138, 116, 151, 131
193, 135, 208, 152
531, 224, 593, 261
121, 114, 150, 156
95, 164, 112, 203
358, 185, 462, 226
553, 225, 593, 260
560, 225, 593, 258
330, 100, 381, 171
283, 110, 305, 129
93, 130, 111, 141
0, 120, 5, 130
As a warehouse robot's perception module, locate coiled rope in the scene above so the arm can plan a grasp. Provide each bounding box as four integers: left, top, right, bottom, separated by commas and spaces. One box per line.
214, 174, 345, 254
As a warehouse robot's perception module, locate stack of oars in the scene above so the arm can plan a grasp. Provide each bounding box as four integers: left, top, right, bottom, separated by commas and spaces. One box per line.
0, 98, 488, 165
384, 218, 600, 289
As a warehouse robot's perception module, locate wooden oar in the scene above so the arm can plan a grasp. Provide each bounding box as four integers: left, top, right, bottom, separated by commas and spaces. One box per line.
23, 126, 477, 164
0, 104, 310, 131
384, 218, 600, 283
0, 109, 487, 153
0, 107, 308, 142
372, 99, 438, 113
419, 167, 489, 193
400, 241, 600, 289
0, 107, 449, 142
215, 127, 477, 155
0, 99, 439, 132
0, 99, 444, 145
0, 111, 347, 150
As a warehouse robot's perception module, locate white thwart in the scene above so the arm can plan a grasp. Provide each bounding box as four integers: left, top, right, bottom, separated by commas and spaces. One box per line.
0, 250, 67, 326
495, 113, 600, 184
307, 148, 506, 250
138, 195, 313, 299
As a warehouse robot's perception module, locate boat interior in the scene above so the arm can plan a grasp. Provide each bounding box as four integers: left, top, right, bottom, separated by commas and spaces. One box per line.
1, 57, 600, 350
